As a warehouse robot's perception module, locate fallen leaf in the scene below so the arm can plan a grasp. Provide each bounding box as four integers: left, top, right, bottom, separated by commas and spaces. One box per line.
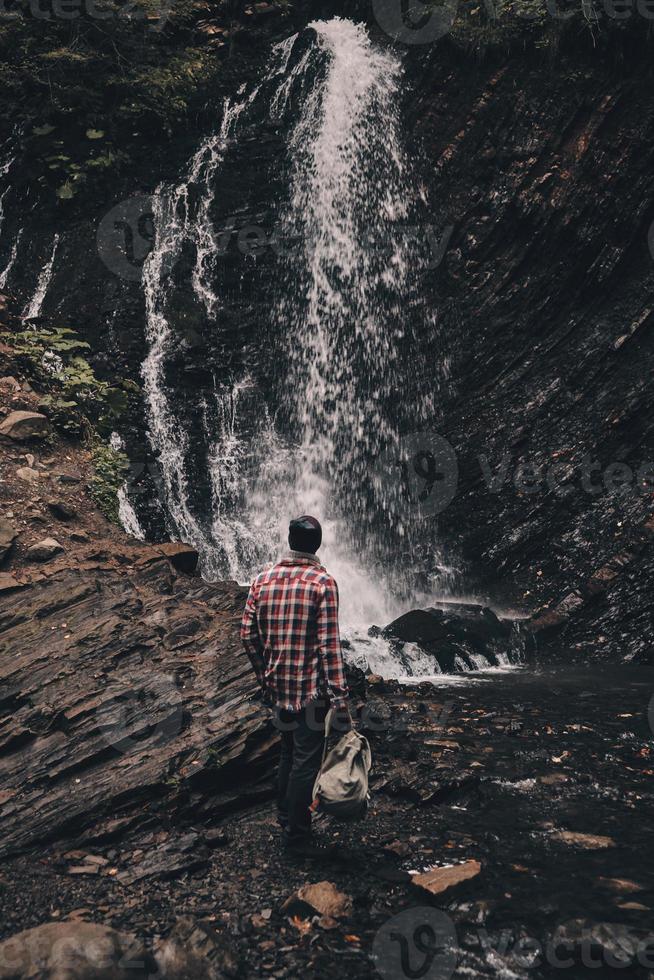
290, 915, 312, 935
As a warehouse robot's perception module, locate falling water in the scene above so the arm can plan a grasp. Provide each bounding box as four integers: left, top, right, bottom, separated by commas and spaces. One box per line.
0, 227, 21, 291
141, 91, 262, 563
0, 151, 13, 248
273, 19, 423, 624
140, 20, 432, 619
206, 20, 430, 626
23, 233, 59, 320
118, 486, 147, 541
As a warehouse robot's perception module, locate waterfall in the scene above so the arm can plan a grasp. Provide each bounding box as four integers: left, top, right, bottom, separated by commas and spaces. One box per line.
139, 21, 439, 623
204, 19, 430, 625
141, 95, 253, 560
270, 19, 423, 625
133, 19, 525, 676
23, 233, 59, 320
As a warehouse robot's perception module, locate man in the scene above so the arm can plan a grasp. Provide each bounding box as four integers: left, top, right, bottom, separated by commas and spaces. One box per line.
240, 515, 351, 848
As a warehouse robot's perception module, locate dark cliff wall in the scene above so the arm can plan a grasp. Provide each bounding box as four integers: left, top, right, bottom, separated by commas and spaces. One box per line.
399, 38, 654, 661
1, 7, 652, 661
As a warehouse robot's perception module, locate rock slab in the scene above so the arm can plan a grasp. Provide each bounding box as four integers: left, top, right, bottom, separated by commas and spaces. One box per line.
0, 410, 50, 441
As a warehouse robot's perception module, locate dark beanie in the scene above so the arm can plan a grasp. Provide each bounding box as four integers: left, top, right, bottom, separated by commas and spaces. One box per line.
288, 515, 322, 554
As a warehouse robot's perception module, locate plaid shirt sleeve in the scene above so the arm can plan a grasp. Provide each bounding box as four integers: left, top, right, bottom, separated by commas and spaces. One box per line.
316, 577, 349, 709
240, 580, 265, 688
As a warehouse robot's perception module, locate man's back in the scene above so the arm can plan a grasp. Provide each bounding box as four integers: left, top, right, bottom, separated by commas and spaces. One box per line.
240, 551, 348, 713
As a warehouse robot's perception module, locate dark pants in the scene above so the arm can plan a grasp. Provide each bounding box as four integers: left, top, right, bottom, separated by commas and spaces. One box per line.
273, 701, 327, 840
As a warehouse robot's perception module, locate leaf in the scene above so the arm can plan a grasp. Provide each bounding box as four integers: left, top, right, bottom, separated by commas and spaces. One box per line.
56, 182, 75, 200
290, 916, 312, 935
86, 129, 105, 139
33, 124, 56, 136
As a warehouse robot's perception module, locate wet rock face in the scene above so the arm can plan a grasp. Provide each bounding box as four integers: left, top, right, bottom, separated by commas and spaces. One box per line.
401, 46, 654, 658
0, 548, 275, 858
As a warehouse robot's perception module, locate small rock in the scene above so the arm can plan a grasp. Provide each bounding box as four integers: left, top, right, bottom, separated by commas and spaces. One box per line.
68, 865, 100, 875
0, 517, 17, 561
204, 829, 229, 848
552, 831, 616, 850
48, 499, 78, 521
56, 471, 83, 484
26, 537, 64, 563
282, 881, 353, 919
155, 916, 240, 979
383, 840, 410, 858
84, 855, 109, 867
596, 877, 643, 893
0, 410, 50, 442
16, 466, 40, 483
70, 530, 91, 543
412, 860, 482, 897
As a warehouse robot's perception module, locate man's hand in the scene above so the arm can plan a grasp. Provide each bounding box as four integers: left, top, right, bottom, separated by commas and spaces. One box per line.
330, 704, 353, 734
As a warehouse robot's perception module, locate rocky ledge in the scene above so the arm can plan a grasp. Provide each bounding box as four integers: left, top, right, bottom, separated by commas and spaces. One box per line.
0, 543, 275, 858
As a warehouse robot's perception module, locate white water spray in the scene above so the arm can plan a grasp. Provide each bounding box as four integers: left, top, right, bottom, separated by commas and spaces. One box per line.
23, 233, 59, 320
0, 227, 21, 291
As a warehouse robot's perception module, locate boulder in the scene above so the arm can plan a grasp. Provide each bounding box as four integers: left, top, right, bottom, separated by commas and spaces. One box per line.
26, 537, 64, 562
0, 410, 50, 441
0, 564, 269, 858
383, 602, 515, 672
0, 518, 17, 561
0, 921, 154, 979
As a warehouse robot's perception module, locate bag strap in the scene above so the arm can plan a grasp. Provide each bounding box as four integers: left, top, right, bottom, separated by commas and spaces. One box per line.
321, 707, 335, 765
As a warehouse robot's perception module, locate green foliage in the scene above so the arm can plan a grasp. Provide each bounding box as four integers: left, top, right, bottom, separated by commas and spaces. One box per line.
89, 441, 129, 523
0, 324, 138, 435
0, 0, 222, 159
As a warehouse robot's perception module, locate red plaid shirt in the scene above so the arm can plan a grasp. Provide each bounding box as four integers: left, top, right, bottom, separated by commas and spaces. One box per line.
240, 552, 349, 712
